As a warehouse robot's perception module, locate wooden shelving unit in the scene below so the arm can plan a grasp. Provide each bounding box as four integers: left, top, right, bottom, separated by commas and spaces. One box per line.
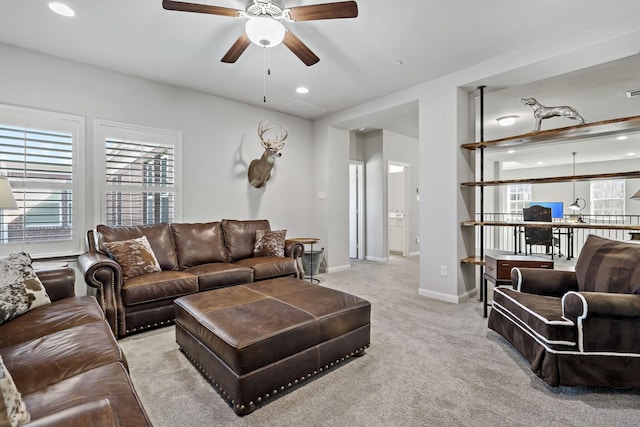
461, 115, 640, 267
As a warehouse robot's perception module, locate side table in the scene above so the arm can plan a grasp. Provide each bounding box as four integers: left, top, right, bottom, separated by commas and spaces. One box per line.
32, 261, 69, 271
483, 254, 553, 318
290, 238, 320, 283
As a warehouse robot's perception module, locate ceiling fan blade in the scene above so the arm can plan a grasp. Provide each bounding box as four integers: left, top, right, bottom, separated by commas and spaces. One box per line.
283, 31, 320, 66
221, 33, 251, 63
288, 1, 358, 21
162, 0, 240, 17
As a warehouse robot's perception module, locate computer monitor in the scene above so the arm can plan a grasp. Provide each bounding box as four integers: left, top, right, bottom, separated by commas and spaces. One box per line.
529, 202, 564, 219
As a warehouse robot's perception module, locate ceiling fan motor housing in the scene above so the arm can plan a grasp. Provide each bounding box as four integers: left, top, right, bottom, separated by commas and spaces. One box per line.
246, 0, 285, 18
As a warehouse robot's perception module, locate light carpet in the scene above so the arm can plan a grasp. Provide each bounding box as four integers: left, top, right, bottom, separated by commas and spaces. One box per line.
119, 256, 640, 426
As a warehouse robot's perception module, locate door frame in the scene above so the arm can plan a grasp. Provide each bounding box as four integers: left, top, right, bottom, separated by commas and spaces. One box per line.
349, 161, 365, 259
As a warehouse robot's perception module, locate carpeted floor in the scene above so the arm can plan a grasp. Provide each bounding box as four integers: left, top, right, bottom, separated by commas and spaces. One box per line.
119, 256, 640, 426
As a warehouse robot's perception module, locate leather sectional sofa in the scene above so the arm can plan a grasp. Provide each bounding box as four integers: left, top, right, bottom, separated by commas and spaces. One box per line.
0, 267, 151, 426
78, 219, 303, 338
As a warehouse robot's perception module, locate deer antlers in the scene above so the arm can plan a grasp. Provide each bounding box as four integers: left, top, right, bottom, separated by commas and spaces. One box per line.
258, 121, 288, 151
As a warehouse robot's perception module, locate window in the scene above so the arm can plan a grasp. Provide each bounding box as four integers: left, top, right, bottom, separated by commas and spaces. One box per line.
506, 184, 531, 219
97, 121, 181, 226
590, 179, 625, 216
0, 105, 83, 256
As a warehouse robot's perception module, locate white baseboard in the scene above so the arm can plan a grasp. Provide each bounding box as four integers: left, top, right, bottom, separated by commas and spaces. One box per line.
327, 264, 351, 274
409, 251, 420, 257
418, 287, 478, 304
365, 256, 388, 262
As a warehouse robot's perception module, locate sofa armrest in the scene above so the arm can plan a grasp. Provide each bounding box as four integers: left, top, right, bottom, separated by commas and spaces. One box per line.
562, 291, 640, 353
285, 239, 304, 259
77, 251, 124, 337
25, 399, 120, 427
36, 267, 76, 302
511, 267, 578, 297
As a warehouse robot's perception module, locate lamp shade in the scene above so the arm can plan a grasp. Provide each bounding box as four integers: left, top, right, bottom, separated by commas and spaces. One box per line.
631, 189, 640, 200
0, 177, 17, 209
245, 17, 285, 47
569, 198, 586, 211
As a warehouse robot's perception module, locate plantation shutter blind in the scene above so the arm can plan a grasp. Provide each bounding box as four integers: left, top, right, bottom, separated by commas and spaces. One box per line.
104, 138, 175, 226
0, 124, 73, 243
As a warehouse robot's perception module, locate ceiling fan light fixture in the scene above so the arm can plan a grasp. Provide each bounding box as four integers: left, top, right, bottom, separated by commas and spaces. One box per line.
245, 17, 285, 47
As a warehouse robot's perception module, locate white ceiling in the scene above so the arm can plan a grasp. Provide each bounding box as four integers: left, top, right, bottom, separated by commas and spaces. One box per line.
1, 0, 640, 128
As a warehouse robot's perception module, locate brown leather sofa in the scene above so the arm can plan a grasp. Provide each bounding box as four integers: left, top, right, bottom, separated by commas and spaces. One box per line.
488, 234, 640, 388
0, 268, 151, 426
78, 219, 303, 338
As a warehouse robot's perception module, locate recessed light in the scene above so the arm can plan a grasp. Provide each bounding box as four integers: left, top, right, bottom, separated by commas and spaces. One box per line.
617, 136, 628, 141
508, 149, 515, 154
626, 152, 636, 157
392, 60, 403, 67
296, 87, 309, 94
537, 161, 544, 165
49, 2, 76, 17
496, 115, 519, 127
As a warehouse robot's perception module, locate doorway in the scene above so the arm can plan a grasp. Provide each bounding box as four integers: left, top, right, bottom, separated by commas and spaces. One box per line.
349, 161, 364, 259
388, 161, 409, 257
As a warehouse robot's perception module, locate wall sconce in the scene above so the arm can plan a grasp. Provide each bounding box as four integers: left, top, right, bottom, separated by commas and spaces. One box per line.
496, 115, 519, 127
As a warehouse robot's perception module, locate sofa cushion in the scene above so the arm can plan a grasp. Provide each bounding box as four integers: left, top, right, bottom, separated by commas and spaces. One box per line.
235, 256, 297, 280
0, 355, 30, 427
221, 219, 271, 262
0, 253, 50, 325
575, 235, 640, 293
491, 287, 577, 351
254, 229, 286, 257
104, 236, 162, 280
97, 224, 179, 271
23, 362, 151, 426
0, 296, 105, 348
171, 222, 229, 269
121, 271, 198, 307
183, 263, 253, 292
1, 321, 124, 395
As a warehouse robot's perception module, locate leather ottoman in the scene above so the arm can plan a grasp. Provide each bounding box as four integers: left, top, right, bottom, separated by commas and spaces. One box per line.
174, 277, 371, 415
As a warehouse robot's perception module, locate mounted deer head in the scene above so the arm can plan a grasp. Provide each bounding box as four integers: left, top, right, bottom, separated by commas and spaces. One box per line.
248, 121, 288, 188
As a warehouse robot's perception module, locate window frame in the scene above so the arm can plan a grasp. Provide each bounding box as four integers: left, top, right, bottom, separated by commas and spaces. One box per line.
0, 104, 85, 257
94, 120, 182, 226
590, 179, 625, 217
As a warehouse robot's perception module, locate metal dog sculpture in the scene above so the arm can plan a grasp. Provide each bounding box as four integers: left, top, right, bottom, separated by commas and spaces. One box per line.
521, 98, 585, 132
248, 121, 288, 189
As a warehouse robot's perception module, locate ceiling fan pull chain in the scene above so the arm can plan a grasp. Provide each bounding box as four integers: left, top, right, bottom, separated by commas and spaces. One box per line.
263, 46, 267, 103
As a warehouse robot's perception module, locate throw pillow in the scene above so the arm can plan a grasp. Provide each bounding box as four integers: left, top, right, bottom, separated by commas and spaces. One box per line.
0, 356, 30, 426
254, 229, 287, 257
0, 253, 51, 325
104, 236, 162, 280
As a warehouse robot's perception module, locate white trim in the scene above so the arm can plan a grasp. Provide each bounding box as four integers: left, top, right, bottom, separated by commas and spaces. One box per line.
562, 291, 588, 352
492, 304, 640, 358
365, 255, 388, 262
327, 264, 351, 274
409, 251, 420, 257
513, 267, 522, 291
418, 288, 470, 304
494, 287, 574, 326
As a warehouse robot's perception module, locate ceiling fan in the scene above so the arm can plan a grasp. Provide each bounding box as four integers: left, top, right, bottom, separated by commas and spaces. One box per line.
162, 0, 358, 66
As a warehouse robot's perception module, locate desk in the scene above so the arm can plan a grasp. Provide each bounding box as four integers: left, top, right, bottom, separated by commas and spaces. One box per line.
513, 225, 574, 260
290, 238, 320, 283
